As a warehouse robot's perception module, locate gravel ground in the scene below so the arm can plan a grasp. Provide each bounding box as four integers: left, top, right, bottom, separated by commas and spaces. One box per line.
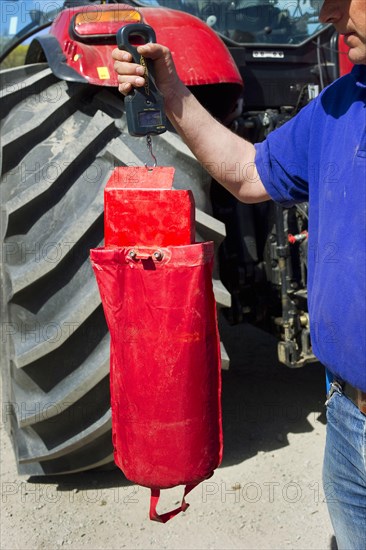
1, 321, 336, 550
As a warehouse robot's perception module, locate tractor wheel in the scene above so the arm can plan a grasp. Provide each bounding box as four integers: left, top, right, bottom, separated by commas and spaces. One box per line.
0, 64, 230, 475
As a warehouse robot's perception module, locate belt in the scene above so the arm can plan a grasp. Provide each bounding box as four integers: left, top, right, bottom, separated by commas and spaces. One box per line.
341, 381, 366, 416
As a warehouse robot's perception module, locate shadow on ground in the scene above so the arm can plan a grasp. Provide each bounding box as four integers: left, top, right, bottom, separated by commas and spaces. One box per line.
28, 467, 131, 492
219, 315, 326, 467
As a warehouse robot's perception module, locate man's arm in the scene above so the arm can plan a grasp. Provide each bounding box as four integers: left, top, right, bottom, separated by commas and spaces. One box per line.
112, 43, 271, 204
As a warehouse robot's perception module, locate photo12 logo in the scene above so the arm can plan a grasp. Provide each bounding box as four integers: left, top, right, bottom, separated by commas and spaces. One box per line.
201, 480, 333, 505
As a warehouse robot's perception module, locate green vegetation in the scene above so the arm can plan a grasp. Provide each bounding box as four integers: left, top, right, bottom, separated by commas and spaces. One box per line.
1, 45, 29, 70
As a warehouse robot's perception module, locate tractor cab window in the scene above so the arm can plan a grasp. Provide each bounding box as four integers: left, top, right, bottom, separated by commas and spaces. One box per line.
139, 0, 327, 45
0, 1, 63, 62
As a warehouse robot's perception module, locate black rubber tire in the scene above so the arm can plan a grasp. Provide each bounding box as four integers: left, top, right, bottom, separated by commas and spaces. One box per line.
0, 64, 230, 475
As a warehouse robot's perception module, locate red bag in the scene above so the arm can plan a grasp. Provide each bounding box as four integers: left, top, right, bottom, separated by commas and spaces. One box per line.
90, 167, 222, 522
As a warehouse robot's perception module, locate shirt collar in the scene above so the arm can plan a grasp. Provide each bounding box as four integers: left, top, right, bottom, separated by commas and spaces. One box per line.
352, 65, 366, 89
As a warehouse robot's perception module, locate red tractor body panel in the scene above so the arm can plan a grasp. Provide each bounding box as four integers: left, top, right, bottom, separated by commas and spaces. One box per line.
49, 4, 243, 91
142, 8, 242, 88
338, 35, 354, 77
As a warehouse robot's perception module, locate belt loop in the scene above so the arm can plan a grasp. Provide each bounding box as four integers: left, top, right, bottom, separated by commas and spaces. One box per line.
325, 380, 343, 406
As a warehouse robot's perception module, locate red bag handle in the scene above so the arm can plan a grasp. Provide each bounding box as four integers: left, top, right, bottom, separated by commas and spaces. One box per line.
149, 483, 198, 523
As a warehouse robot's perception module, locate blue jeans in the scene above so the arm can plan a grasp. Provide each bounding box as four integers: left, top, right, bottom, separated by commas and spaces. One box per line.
323, 385, 366, 550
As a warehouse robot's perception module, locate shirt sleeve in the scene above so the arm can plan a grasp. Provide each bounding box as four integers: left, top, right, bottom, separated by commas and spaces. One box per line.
254, 98, 317, 207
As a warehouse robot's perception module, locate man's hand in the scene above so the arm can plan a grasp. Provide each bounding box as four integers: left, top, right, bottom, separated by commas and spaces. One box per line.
111, 42, 269, 204
112, 43, 181, 104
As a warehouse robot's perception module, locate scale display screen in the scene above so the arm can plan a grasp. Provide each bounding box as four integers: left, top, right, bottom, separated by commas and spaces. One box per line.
138, 110, 162, 127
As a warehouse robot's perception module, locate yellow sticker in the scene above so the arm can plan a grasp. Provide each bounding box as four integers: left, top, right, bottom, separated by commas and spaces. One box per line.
97, 67, 110, 80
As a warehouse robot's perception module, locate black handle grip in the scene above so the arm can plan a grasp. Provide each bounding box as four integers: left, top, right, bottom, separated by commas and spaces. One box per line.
116, 23, 159, 97
117, 23, 157, 64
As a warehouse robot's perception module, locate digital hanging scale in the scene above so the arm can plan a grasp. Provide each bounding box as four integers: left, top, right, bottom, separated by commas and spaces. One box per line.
117, 23, 167, 139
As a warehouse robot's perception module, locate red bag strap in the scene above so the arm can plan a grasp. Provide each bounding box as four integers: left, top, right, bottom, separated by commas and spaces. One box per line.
149, 483, 198, 523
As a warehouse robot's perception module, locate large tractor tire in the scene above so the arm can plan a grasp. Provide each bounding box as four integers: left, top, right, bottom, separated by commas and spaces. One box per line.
0, 64, 230, 475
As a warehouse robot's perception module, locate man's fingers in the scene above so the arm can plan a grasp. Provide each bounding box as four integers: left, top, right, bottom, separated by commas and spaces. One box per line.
112, 43, 172, 97
116, 75, 145, 96
117, 74, 145, 86
112, 43, 166, 61
112, 48, 132, 62
113, 60, 145, 76
118, 82, 133, 95
136, 43, 168, 60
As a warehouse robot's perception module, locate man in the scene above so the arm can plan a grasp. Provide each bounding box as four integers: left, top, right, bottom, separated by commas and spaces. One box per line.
112, 0, 366, 547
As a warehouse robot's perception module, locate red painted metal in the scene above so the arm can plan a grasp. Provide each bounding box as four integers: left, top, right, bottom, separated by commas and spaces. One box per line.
338, 34, 354, 77
141, 7, 242, 88
48, 4, 243, 90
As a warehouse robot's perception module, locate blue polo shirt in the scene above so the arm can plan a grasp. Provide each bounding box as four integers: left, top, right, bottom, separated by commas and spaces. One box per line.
255, 65, 366, 392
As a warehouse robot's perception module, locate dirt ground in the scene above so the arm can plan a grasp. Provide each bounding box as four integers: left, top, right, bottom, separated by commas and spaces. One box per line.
1, 320, 336, 550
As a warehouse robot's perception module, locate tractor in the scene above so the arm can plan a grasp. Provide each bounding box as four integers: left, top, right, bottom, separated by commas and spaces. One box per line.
0, 0, 353, 475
